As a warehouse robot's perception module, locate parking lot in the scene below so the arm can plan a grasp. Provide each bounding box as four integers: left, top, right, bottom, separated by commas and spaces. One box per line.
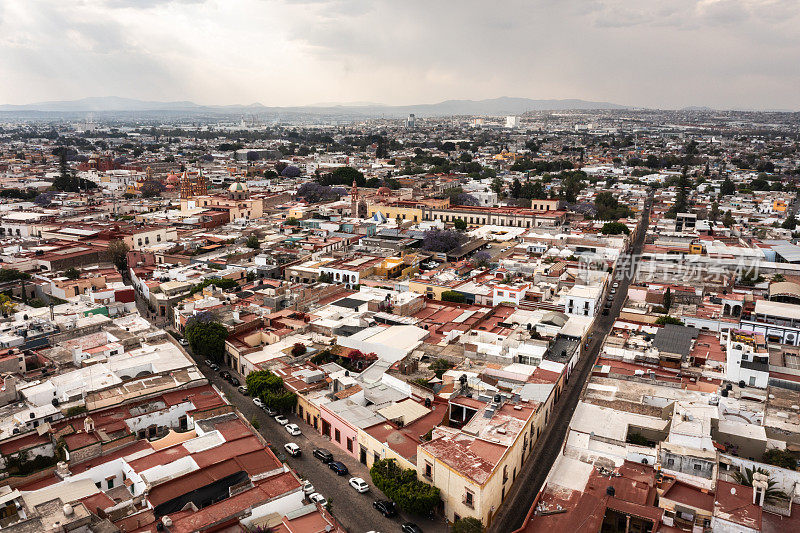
197, 357, 447, 533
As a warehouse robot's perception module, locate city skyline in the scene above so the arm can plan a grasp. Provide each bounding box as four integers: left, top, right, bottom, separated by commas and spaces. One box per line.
1, 0, 799, 111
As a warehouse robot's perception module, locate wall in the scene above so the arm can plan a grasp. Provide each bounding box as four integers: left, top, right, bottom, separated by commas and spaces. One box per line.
319, 404, 359, 460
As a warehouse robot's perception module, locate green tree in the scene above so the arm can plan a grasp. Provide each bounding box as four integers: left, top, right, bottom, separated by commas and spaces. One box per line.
429, 358, 454, 379
723, 210, 735, 227
245, 370, 283, 398
663, 287, 672, 311
511, 178, 522, 199
709, 202, 720, 222
601, 222, 630, 235
441, 290, 466, 303
762, 448, 797, 470
491, 177, 504, 196
107, 240, 130, 272
64, 267, 80, 280
782, 213, 797, 230
452, 517, 484, 533
732, 467, 787, 503
655, 315, 682, 325
284, 217, 301, 226
453, 218, 467, 231
246, 235, 260, 249
370, 459, 440, 516
721, 176, 736, 196
184, 317, 228, 362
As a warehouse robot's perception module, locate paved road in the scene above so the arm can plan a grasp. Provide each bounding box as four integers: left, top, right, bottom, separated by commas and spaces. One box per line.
197, 362, 448, 533
488, 198, 651, 533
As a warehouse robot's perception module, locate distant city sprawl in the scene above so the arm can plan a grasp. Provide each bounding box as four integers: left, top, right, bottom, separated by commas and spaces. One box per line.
0, 108, 797, 533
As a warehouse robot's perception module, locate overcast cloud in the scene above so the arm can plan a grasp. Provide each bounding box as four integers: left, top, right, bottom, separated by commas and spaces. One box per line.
1, 0, 798, 109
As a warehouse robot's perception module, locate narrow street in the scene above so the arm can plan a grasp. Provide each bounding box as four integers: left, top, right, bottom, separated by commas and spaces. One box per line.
488, 199, 651, 533
195, 358, 449, 533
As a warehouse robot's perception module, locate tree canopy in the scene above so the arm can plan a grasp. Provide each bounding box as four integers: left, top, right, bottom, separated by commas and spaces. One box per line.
421, 229, 464, 253
184, 314, 228, 362
369, 459, 440, 516
600, 222, 630, 235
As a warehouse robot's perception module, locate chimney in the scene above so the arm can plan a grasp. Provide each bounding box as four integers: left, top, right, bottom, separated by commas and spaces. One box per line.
752, 471, 769, 507
55, 461, 71, 480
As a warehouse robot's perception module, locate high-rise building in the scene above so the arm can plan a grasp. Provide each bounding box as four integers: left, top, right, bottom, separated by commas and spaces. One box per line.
406, 113, 416, 128
505, 115, 519, 129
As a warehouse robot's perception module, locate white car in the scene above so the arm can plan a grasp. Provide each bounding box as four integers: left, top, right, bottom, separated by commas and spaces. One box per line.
348, 477, 369, 493
301, 480, 315, 494
252, 397, 265, 408
284, 442, 301, 457
285, 423, 301, 436
274, 414, 289, 425
308, 492, 327, 506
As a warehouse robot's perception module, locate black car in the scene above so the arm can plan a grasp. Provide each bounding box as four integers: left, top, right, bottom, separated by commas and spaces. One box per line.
373, 500, 398, 518
313, 448, 334, 463
229, 377, 240, 387
219, 370, 231, 380
328, 460, 348, 475
401, 523, 423, 533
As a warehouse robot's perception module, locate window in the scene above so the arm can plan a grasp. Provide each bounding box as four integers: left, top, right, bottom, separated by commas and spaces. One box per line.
157, 234, 161, 242
374, 452, 381, 464
107, 478, 115, 489
694, 463, 702, 470
463, 489, 474, 508
335, 429, 341, 443
749, 376, 756, 386
425, 462, 433, 479
346, 438, 353, 452
503, 465, 508, 483
667, 458, 675, 466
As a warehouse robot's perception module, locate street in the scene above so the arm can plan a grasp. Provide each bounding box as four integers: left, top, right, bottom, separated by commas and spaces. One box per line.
488, 199, 651, 533
196, 359, 448, 533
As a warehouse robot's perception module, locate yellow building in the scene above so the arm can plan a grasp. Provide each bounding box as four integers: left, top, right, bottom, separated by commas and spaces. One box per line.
367, 202, 424, 223
416, 400, 541, 526
773, 199, 787, 212
408, 279, 462, 300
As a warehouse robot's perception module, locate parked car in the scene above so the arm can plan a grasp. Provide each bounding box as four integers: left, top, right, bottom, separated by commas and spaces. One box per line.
219, 370, 231, 380
209, 363, 220, 371
274, 414, 289, 425
204, 359, 213, 366
237, 385, 248, 395
313, 448, 334, 463
253, 397, 265, 408
372, 500, 397, 518
612, 281, 620, 288
284, 442, 301, 457
178, 338, 189, 346
602, 308, 609, 316
308, 493, 327, 507
301, 480, 315, 494
328, 461, 348, 476
285, 424, 301, 436
373, 500, 398, 518
610, 287, 616, 294
401, 523, 423, 533
229, 377, 240, 387
264, 407, 278, 417
348, 477, 369, 493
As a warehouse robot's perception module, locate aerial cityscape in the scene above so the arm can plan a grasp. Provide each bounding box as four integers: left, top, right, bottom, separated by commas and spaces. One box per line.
0, 2, 799, 533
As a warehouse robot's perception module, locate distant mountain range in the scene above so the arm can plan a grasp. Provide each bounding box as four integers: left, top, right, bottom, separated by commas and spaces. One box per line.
0, 95, 626, 118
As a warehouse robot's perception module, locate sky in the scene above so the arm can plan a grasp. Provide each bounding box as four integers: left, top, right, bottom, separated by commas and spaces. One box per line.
1, 0, 798, 110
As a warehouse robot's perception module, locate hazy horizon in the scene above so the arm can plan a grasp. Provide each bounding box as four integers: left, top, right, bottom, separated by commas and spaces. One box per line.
2, 1, 798, 111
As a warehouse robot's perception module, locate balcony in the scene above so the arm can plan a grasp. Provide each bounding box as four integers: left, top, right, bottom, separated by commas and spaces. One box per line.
462, 497, 474, 509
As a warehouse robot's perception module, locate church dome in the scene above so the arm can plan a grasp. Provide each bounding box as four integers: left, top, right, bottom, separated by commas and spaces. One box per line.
166, 173, 180, 185
377, 186, 391, 196
229, 181, 249, 193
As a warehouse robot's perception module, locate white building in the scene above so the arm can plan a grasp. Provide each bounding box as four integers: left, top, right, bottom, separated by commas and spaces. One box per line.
559, 285, 602, 317
725, 331, 769, 388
